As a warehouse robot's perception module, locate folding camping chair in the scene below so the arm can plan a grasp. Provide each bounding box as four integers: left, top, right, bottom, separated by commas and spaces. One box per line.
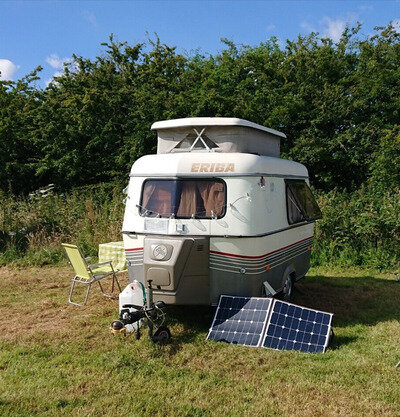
62, 243, 122, 306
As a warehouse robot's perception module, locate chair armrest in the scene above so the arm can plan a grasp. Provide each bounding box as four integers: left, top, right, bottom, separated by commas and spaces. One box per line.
88, 261, 116, 276
89, 261, 112, 269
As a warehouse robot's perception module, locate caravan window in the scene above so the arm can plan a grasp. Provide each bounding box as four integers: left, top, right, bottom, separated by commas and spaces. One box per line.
140, 179, 226, 219
285, 180, 322, 224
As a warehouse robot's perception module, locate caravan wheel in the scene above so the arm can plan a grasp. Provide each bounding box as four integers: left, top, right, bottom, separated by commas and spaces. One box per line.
282, 275, 294, 301
152, 326, 171, 343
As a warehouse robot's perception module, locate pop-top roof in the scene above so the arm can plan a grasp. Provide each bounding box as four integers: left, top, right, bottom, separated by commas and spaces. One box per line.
151, 117, 285, 157
151, 117, 286, 138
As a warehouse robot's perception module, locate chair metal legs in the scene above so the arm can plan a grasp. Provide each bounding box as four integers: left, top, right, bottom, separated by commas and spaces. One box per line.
69, 273, 122, 306
69, 277, 92, 307
97, 273, 122, 299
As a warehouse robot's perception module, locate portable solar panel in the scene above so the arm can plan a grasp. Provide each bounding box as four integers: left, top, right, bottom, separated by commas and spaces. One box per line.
207, 296, 333, 353
207, 295, 272, 347
261, 300, 333, 353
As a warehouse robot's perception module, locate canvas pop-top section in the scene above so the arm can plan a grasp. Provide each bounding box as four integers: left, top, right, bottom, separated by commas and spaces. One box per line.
151, 117, 285, 157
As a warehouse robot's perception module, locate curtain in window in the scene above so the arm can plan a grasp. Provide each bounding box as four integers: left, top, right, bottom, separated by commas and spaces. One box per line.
141, 179, 226, 218
142, 182, 171, 215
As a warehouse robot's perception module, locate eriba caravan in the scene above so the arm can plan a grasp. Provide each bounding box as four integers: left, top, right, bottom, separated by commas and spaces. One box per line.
122, 118, 322, 305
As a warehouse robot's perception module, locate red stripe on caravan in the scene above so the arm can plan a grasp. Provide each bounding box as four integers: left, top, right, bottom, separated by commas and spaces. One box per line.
125, 247, 144, 252
210, 236, 313, 259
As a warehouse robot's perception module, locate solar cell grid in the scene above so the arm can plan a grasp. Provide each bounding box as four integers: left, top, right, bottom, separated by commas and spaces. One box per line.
262, 300, 333, 353
207, 295, 272, 347
207, 296, 333, 353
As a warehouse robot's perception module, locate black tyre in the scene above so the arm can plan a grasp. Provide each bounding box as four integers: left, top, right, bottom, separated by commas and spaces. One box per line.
281, 274, 294, 301
152, 326, 171, 343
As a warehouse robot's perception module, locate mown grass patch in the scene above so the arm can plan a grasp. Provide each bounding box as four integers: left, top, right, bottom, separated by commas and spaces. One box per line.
1, 266, 400, 416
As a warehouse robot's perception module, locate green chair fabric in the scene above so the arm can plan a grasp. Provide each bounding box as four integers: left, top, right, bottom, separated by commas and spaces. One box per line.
62, 243, 91, 280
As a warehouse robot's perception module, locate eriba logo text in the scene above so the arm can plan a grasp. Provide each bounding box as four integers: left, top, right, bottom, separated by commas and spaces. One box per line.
191, 163, 235, 173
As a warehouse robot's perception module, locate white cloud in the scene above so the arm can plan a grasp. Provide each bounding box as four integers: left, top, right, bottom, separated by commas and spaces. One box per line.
45, 53, 73, 69
45, 54, 78, 88
321, 17, 347, 42
0, 59, 19, 81
320, 13, 359, 42
266, 24, 276, 31
301, 13, 358, 42
392, 18, 400, 33
300, 21, 316, 32
83, 10, 97, 27
45, 71, 64, 87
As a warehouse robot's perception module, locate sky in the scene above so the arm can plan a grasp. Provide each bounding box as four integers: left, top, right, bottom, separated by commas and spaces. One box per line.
0, 0, 399, 87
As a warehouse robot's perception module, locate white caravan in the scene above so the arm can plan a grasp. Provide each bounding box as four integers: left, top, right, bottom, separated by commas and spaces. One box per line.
122, 118, 321, 305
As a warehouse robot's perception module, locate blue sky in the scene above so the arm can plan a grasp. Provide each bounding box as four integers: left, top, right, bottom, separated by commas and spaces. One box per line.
0, 1, 399, 86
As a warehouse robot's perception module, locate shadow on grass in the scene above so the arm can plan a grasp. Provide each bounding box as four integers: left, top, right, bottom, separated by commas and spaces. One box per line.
329, 334, 358, 350
292, 274, 400, 329
165, 305, 215, 350
162, 273, 400, 352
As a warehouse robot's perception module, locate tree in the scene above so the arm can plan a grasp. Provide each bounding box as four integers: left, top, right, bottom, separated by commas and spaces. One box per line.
1, 25, 400, 194
0, 69, 43, 194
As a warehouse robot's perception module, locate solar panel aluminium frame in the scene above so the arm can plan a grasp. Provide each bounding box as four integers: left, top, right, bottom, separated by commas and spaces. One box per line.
206, 295, 272, 348
207, 295, 333, 352
261, 299, 333, 353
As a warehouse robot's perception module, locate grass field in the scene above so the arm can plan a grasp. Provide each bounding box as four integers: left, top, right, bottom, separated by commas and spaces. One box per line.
1, 266, 400, 416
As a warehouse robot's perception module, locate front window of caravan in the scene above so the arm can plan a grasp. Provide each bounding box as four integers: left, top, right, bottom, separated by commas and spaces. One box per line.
140, 179, 226, 219
286, 180, 322, 224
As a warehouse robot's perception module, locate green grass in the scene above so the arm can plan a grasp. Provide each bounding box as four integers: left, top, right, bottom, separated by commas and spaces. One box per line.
1, 266, 400, 416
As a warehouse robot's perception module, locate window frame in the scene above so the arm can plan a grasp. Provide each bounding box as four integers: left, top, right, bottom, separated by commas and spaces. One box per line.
139, 177, 227, 220
285, 179, 321, 225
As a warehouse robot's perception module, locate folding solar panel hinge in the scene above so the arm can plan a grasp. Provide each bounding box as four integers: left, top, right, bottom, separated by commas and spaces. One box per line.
256, 298, 276, 347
